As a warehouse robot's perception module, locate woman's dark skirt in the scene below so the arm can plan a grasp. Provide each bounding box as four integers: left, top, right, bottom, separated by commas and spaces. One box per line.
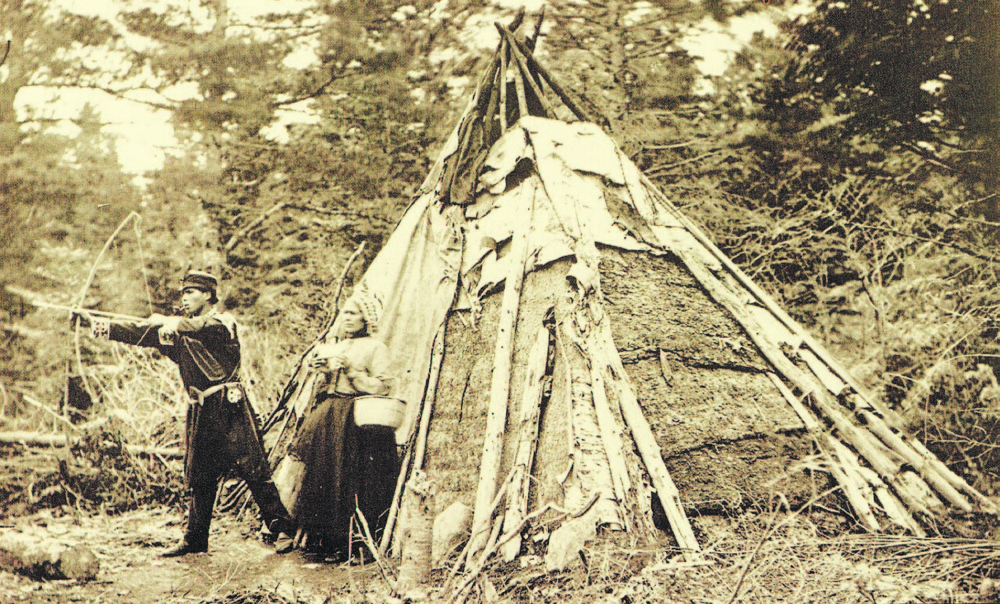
290, 393, 400, 553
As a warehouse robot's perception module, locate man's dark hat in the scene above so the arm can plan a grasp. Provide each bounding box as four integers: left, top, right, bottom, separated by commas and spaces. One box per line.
181, 270, 218, 295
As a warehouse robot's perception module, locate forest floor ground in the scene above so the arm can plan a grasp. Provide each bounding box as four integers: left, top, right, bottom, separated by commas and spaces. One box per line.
2, 501, 999, 604
0, 507, 385, 604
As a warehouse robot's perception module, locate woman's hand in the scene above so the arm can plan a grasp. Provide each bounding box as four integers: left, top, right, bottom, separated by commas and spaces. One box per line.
327, 353, 349, 372
308, 353, 329, 371
309, 352, 349, 373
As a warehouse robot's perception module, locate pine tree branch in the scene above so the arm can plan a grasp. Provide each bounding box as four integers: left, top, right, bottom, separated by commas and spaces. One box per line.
272, 69, 349, 108
644, 150, 722, 175
900, 142, 961, 173
29, 83, 177, 110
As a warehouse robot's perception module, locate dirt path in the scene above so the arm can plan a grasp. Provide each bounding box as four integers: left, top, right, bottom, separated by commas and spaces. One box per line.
1, 507, 387, 604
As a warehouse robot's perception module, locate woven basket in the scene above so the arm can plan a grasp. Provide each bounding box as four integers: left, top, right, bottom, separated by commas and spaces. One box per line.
353, 395, 406, 429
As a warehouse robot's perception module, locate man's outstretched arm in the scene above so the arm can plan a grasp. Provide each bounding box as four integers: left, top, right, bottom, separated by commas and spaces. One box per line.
72, 311, 166, 348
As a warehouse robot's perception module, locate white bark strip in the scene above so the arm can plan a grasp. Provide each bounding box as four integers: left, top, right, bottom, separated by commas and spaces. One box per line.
501, 326, 551, 562
470, 184, 536, 557
557, 299, 622, 529
591, 366, 631, 505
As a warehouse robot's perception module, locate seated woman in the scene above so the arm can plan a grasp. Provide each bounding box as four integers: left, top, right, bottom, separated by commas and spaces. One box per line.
288, 293, 399, 559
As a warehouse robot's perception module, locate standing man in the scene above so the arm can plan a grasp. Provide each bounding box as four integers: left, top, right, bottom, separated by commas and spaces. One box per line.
74, 270, 294, 557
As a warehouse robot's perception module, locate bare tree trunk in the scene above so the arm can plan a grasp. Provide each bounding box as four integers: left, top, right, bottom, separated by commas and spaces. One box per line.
210, 0, 228, 41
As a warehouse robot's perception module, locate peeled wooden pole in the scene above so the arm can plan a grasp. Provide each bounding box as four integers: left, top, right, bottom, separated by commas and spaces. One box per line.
764, 373, 881, 531
605, 367, 700, 557
501, 326, 551, 562
856, 397, 993, 514
595, 321, 701, 558
481, 64, 503, 147
423, 10, 524, 197
498, 39, 509, 132
396, 471, 437, 598
501, 28, 592, 123
442, 55, 501, 200
415, 324, 447, 472
510, 49, 528, 120
381, 444, 412, 556
765, 373, 820, 433
383, 324, 447, 555
668, 247, 945, 519
824, 440, 881, 532
826, 428, 923, 534
857, 409, 972, 511
648, 175, 995, 515
642, 173, 898, 425
469, 219, 532, 557
806, 389, 943, 516
907, 437, 998, 514
854, 465, 925, 536
496, 25, 553, 118
796, 348, 981, 509
768, 373, 926, 535
449, 469, 517, 583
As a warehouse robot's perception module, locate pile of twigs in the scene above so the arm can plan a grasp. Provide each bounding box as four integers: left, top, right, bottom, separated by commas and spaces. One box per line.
0, 426, 183, 516
834, 534, 1000, 582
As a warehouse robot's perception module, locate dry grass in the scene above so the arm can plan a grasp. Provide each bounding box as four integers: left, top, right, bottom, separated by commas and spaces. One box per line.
237, 322, 301, 421
464, 507, 999, 604
91, 344, 188, 449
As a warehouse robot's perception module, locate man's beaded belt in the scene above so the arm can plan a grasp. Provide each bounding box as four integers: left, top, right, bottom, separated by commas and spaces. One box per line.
188, 382, 243, 405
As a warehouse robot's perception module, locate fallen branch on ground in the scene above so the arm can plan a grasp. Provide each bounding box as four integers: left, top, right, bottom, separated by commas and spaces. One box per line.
0, 431, 182, 458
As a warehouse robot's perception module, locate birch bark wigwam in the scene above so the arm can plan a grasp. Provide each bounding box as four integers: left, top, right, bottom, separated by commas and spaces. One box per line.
266, 11, 997, 580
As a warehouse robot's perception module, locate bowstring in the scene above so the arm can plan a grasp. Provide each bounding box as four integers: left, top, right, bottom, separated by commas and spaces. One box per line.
72, 212, 156, 406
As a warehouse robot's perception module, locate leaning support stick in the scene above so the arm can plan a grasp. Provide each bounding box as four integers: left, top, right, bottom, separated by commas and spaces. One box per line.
496, 25, 552, 119
501, 27, 592, 123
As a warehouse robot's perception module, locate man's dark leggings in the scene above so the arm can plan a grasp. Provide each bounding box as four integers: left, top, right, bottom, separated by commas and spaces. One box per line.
183, 479, 292, 548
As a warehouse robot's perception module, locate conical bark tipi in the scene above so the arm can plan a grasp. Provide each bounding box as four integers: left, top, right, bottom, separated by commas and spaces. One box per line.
267, 14, 997, 570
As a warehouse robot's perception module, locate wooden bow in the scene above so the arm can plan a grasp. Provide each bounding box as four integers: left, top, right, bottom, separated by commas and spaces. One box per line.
69, 212, 153, 403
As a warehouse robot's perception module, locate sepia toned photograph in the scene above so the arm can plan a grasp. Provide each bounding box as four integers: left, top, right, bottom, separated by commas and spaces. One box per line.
0, 0, 997, 602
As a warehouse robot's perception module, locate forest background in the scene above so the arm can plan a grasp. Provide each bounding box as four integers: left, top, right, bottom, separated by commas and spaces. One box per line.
1, 0, 999, 515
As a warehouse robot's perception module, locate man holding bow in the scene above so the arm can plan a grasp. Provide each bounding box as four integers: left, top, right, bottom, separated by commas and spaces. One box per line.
75, 270, 293, 557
